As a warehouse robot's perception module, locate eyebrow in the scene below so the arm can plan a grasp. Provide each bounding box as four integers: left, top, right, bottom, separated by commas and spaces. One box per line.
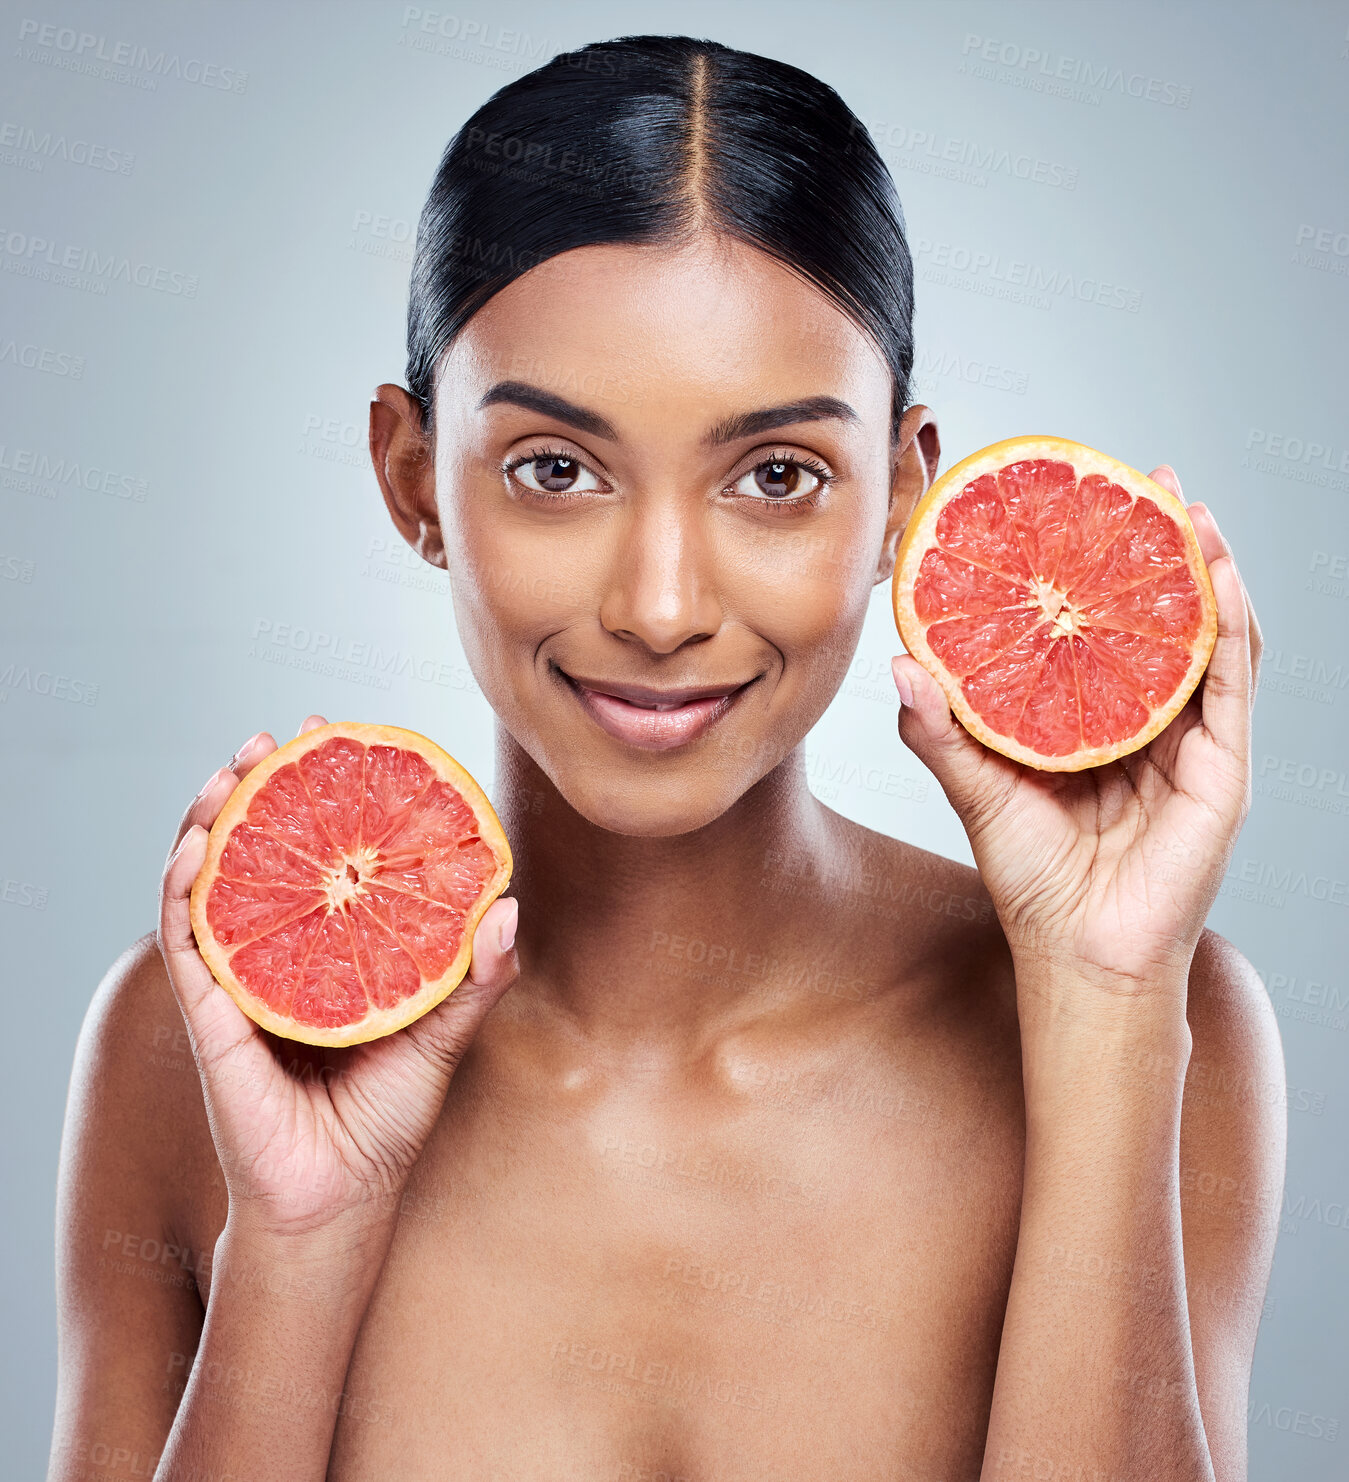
478, 382, 859, 447
702, 395, 859, 446
478, 381, 618, 440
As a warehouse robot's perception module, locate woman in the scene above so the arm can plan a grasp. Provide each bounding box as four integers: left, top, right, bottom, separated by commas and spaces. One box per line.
50, 34, 1283, 1482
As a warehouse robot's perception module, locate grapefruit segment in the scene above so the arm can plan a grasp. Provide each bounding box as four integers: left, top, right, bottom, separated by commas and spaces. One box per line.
934, 475, 1032, 580
205, 879, 326, 947
912, 550, 1027, 621
893, 437, 1217, 771
190, 722, 513, 1045
997, 456, 1078, 578
244, 763, 340, 866
296, 735, 366, 850
925, 607, 1042, 678
217, 823, 326, 886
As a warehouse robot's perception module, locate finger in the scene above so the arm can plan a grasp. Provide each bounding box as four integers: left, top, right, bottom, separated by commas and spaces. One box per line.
466, 896, 520, 991
1157, 468, 1264, 702
1148, 464, 1182, 501
156, 823, 273, 1085
298, 714, 329, 736
892, 655, 1017, 830
168, 731, 278, 862
401, 897, 520, 1074
1185, 506, 1252, 756
1247, 588, 1263, 692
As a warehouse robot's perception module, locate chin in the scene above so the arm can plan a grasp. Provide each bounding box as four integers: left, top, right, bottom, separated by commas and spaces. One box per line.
558, 770, 751, 838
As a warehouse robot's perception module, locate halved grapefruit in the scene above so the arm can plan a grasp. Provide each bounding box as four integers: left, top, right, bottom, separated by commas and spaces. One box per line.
189, 722, 512, 1046
892, 437, 1217, 771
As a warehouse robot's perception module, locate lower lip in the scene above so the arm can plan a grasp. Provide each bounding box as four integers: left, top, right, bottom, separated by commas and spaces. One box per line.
562, 674, 750, 752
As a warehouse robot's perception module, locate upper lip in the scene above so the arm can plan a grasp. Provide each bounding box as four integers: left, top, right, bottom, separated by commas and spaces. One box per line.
560, 671, 753, 706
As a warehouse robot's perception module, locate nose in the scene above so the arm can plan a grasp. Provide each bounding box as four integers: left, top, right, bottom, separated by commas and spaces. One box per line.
597, 495, 724, 654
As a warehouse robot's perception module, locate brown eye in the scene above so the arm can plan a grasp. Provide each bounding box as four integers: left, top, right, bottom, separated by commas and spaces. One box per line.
732, 458, 825, 503
510, 453, 602, 497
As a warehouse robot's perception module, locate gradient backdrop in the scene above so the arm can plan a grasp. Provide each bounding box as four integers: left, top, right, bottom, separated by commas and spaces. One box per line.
2, 1, 1346, 1475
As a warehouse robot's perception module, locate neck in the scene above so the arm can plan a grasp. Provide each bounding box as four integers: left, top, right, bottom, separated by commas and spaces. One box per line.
491, 723, 841, 1041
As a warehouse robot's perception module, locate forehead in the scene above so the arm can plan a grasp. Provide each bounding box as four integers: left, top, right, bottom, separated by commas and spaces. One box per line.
436, 235, 893, 430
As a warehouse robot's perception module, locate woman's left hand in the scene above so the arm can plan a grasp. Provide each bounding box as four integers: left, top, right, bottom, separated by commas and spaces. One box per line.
892, 467, 1262, 995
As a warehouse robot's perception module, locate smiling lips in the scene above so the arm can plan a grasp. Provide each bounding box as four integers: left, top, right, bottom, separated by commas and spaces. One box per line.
560, 670, 753, 751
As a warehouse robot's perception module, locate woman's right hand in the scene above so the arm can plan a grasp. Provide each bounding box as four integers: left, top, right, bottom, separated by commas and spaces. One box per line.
156, 714, 520, 1247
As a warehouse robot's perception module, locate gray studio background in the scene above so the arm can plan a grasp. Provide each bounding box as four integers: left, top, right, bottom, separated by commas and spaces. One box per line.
2, 0, 1346, 1475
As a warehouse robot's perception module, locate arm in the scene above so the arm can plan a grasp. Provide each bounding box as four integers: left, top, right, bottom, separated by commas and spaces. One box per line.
49, 935, 211, 1482
153, 1215, 396, 1481
51, 717, 520, 1482
48, 936, 401, 1482
892, 478, 1280, 1480
981, 936, 1283, 1482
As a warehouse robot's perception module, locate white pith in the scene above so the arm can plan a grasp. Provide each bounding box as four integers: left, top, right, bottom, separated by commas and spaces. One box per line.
1027, 577, 1083, 639
321, 843, 383, 912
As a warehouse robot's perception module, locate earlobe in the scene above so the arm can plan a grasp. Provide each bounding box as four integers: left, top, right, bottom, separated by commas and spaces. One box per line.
874, 405, 941, 585
369, 384, 446, 570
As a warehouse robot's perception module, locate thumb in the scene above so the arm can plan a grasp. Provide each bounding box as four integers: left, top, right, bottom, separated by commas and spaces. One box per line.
401, 896, 520, 1074
892, 655, 1015, 829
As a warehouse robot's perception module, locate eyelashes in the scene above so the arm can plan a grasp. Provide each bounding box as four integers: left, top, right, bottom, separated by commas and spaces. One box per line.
501, 445, 834, 511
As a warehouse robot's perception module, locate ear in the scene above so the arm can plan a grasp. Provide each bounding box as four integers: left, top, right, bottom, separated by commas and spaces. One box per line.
370, 384, 445, 569
873, 404, 940, 585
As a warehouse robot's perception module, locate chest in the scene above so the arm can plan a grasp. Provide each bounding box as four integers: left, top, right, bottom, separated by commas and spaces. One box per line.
328, 1046, 1024, 1480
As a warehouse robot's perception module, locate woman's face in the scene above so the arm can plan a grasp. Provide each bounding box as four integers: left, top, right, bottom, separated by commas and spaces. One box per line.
375, 234, 938, 837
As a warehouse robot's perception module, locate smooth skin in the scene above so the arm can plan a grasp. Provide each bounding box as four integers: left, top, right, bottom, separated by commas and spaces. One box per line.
50, 233, 1283, 1482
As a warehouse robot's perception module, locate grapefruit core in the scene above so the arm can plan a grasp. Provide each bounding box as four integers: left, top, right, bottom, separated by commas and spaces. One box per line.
189, 722, 513, 1046
892, 437, 1217, 771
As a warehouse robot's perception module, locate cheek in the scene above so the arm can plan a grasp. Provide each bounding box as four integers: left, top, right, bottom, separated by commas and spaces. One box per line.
440, 476, 593, 656
719, 511, 881, 658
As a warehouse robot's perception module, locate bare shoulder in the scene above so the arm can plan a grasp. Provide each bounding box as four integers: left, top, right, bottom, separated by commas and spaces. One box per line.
50, 933, 222, 1480
1178, 929, 1287, 1478
814, 809, 1017, 1048
1180, 926, 1287, 1227
818, 804, 992, 920
824, 809, 1006, 969
61, 930, 222, 1273
1186, 929, 1284, 1057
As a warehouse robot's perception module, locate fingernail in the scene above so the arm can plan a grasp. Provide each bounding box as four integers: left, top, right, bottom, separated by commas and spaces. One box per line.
231, 732, 262, 766
891, 659, 914, 707
497, 899, 519, 954
196, 767, 225, 798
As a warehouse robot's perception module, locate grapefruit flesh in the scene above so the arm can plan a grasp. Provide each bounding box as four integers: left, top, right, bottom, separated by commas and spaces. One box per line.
189, 722, 512, 1045
892, 437, 1217, 771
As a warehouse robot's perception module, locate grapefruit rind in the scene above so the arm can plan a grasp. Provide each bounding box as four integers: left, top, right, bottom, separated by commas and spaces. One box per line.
189, 722, 513, 1047
892, 436, 1217, 772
